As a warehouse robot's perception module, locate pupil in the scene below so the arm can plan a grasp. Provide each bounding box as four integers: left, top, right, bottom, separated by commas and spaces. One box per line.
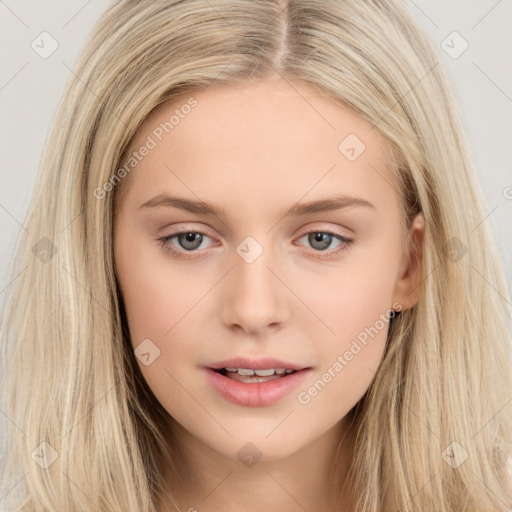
180, 232, 202, 250
309, 232, 331, 251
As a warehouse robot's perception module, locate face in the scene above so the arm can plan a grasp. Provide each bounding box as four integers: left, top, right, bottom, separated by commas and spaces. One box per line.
113, 78, 423, 462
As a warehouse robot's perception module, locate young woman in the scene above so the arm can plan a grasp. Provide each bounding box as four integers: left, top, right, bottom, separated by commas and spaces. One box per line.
1, 1, 511, 511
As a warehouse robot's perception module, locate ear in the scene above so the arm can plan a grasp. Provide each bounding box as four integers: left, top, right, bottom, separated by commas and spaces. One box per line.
392, 214, 425, 311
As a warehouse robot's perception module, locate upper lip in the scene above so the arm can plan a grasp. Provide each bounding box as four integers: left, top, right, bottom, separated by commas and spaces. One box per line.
207, 357, 309, 371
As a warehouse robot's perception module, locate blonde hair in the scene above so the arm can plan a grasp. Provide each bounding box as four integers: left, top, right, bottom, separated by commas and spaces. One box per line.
1, 0, 511, 510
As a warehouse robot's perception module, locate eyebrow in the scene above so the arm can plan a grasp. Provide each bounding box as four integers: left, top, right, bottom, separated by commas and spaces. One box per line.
138, 193, 374, 217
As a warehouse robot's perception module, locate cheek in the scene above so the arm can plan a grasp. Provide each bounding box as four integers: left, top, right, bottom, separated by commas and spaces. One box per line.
114, 239, 207, 415
115, 235, 203, 345
294, 281, 393, 418
300, 241, 400, 343
293, 239, 401, 410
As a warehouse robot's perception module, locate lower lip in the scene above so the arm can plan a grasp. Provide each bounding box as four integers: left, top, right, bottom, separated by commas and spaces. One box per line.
204, 368, 311, 407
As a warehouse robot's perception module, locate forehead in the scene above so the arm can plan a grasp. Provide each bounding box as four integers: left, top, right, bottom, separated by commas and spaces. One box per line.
118, 79, 399, 215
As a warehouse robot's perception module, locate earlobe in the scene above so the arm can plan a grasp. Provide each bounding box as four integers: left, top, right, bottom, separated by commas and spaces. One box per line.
392, 214, 425, 311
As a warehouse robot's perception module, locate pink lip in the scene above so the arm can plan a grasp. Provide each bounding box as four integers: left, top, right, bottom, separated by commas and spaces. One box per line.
204, 367, 312, 407
208, 357, 306, 371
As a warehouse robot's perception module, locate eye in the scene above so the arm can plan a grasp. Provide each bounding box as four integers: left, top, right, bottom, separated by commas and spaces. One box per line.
296, 230, 353, 258
158, 229, 215, 258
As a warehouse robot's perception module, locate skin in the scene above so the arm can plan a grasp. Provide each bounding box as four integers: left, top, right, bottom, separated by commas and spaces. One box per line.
113, 77, 424, 512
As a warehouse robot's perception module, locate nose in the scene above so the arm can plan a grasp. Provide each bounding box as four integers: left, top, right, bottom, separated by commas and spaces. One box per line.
219, 245, 289, 335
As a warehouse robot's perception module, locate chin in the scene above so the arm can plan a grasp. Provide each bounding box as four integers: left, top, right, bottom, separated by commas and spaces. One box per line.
218, 431, 313, 463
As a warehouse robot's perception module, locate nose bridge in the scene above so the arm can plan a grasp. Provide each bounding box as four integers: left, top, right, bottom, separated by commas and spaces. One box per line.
219, 234, 288, 333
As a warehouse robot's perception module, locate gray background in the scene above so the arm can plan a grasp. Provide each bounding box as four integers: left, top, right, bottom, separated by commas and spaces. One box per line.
0, 0, 511, 313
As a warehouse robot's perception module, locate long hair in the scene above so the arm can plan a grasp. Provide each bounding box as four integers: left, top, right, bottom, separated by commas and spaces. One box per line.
1, 0, 511, 510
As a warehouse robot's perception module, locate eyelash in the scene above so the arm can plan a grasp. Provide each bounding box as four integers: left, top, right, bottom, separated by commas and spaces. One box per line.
157, 228, 354, 260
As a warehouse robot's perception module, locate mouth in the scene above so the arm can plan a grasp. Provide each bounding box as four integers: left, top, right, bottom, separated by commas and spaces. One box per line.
204, 357, 312, 407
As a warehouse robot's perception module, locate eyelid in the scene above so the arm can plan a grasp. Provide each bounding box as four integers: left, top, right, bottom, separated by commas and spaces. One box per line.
295, 223, 353, 239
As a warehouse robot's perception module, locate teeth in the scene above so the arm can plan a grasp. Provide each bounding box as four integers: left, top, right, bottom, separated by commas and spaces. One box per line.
254, 369, 275, 377
237, 368, 255, 376
222, 367, 295, 376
